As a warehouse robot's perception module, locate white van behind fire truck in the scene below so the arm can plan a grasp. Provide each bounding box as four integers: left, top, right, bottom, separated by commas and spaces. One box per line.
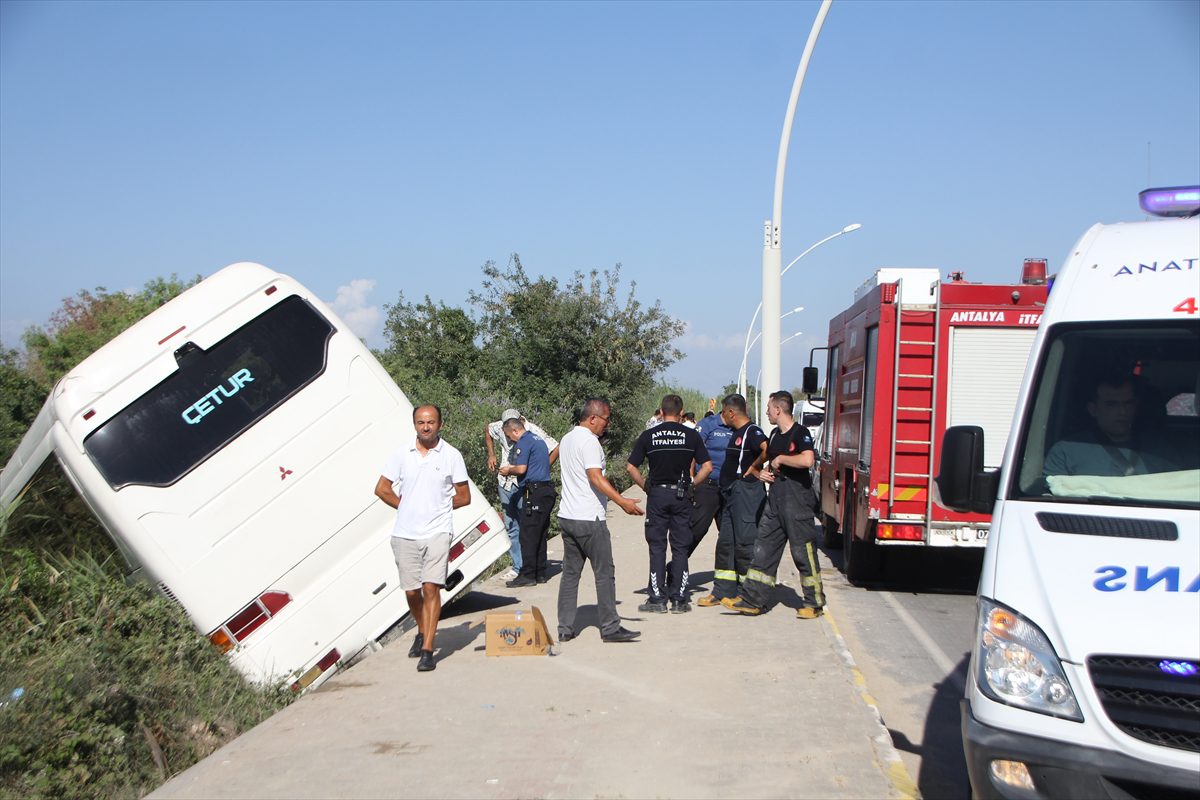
937, 187, 1200, 799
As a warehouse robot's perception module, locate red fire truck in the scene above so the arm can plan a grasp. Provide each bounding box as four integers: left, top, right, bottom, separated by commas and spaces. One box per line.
808, 264, 1049, 585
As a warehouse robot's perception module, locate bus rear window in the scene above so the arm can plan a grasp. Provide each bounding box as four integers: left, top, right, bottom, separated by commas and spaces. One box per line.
85, 296, 335, 488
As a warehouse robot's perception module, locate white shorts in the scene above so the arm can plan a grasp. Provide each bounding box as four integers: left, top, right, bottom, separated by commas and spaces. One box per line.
391, 533, 452, 591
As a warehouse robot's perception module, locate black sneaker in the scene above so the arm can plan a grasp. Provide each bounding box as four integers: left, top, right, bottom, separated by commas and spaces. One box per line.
670, 599, 692, 614
638, 600, 668, 614
536, 575, 551, 584
558, 630, 575, 642
416, 650, 436, 672
408, 632, 423, 658
506, 576, 537, 587
601, 626, 641, 643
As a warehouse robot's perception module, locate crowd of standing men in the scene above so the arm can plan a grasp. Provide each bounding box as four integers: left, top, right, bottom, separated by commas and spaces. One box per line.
375, 391, 825, 671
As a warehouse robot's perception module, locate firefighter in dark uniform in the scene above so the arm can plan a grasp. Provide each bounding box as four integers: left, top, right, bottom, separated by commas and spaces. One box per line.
724, 391, 825, 618
697, 394, 768, 607
501, 418, 556, 587
625, 394, 712, 613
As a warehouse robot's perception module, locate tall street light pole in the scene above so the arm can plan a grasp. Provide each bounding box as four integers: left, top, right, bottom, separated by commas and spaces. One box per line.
739, 221, 860, 397
739, 305, 805, 396
762, 0, 834, 413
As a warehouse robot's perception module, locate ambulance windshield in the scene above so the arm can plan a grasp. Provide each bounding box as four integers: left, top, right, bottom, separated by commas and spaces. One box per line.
1011, 321, 1200, 509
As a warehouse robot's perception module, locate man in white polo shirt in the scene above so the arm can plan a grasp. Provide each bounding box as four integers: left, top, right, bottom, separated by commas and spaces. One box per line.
374, 404, 470, 673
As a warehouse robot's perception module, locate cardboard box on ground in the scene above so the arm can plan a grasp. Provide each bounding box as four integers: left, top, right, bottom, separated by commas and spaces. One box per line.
485, 606, 554, 656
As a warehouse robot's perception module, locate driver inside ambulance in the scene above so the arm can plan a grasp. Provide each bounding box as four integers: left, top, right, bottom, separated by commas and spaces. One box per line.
1043, 375, 1177, 479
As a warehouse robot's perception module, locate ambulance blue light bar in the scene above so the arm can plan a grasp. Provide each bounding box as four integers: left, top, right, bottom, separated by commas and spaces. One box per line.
1138, 186, 1200, 218
1158, 659, 1198, 677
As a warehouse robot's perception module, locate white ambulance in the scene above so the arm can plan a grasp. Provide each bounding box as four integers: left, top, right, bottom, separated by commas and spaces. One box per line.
937, 186, 1200, 799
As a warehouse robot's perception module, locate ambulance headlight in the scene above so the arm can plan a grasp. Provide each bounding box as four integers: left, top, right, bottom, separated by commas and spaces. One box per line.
974, 598, 1082, 721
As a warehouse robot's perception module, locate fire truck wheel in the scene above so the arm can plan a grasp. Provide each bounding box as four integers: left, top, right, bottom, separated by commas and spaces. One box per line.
821, 513, 842, 548
844, 524, 883, 586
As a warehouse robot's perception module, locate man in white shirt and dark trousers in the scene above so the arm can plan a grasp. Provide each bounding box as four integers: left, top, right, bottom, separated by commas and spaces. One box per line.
375, 405, 471, 672
556, 397, 643, 643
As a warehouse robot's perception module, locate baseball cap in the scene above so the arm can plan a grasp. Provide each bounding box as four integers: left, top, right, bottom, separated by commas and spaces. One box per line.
501, 408, 521, 422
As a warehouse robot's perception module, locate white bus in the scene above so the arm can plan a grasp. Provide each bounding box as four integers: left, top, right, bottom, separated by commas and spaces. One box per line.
0, 262, 508, 691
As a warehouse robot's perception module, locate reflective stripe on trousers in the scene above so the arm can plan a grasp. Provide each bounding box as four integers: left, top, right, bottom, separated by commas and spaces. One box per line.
740, 478, 823, 610
712, 480, 765, 599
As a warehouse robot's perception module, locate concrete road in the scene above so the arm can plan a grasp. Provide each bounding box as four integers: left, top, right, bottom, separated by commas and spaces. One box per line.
152, 489, 915, 800
821, 539, 982, 800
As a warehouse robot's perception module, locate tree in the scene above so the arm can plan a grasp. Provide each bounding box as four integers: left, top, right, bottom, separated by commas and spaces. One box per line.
21, 276, 201, 386
4, 276, 200, 552
470, 255, 685, 450
0, 349, 48, 464
378, 294, 480, 388
373, 254, 686, 495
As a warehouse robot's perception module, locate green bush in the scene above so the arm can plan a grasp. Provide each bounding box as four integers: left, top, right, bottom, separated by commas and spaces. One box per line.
0, 276, 287, 798
0, 541, 289, 799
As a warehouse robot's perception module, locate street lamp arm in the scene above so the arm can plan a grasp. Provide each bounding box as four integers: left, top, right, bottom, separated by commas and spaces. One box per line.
739, 304, 763, 396
739, 305, 805, 397
739, 220, 861, 397
780, 223, 862, 279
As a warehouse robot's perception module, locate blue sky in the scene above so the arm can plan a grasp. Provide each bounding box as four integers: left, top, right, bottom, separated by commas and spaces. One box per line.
2, 0, 1197, 395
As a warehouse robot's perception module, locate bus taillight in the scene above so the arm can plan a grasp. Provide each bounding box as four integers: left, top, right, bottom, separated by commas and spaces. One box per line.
209, 628, 235, 654
207, 590, 293, 652
290, 648, 341, 692
448, 521, 491, 563
259, 590, 290, 614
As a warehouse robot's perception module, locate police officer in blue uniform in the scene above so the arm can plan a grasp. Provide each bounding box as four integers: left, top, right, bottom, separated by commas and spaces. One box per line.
688, 408, 734, 557
626, 394, 712, 613
500, 418, 556, 587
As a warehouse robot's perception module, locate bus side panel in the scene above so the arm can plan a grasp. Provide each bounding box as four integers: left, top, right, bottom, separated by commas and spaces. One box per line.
129, 355, 399, 632
232, 501, 507, 687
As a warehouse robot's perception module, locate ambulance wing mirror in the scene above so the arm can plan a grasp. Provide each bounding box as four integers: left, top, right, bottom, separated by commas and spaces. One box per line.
937, 426, 999, 515
802, 367, 820, 396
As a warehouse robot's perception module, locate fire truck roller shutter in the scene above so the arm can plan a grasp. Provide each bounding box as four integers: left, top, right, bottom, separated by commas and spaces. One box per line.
946, 327, 1038, 470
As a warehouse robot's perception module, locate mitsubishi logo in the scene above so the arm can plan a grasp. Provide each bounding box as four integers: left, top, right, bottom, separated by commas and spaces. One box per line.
279, 466, 294, 481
